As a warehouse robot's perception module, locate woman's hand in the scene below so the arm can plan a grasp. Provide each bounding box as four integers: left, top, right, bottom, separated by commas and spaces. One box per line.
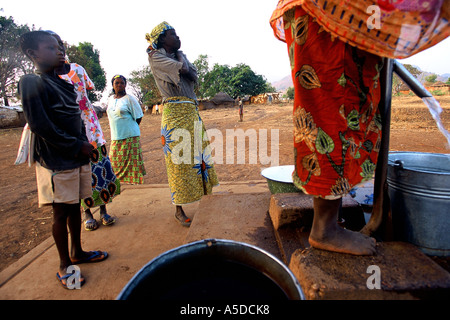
77, 141, 95, 160
176, 51, 196, 81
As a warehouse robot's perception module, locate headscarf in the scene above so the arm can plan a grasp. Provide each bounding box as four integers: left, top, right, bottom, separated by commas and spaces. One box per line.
270, 0, 450, 59
145, 21, 174, 52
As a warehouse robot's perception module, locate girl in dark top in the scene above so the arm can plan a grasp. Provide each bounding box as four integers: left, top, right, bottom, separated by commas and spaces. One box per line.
18, 31, 108, 289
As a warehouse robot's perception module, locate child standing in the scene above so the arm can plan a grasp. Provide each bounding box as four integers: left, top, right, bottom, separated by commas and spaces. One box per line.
47, 31, 120, 231
18, 31, 108, 289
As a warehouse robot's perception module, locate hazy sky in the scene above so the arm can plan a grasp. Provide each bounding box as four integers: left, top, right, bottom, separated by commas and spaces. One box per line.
3, 0, 449, 96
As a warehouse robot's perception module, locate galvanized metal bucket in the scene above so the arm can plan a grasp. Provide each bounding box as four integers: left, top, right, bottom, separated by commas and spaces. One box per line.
117, 239, 305, 300
387, 152, 450, 257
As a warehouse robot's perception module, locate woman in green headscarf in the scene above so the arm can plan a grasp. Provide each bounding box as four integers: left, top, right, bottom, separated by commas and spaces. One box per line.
146, 22, 219, 227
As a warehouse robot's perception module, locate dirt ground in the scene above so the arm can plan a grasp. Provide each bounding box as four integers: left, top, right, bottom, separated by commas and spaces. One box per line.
1, 95, 449, 272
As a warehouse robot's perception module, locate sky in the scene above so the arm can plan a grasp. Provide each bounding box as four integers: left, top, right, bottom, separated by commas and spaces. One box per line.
2, 0, 450, 102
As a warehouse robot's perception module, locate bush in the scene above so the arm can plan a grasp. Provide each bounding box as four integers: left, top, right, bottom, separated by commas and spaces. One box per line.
431, 90, 445, 96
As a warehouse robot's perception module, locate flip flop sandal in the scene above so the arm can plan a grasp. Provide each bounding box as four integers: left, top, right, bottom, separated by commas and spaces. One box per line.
71, 250, 108, 265
101, 214, 116, 226
56, 271, 85, 289
174, 214, 192, 227
84, 218, 99, 231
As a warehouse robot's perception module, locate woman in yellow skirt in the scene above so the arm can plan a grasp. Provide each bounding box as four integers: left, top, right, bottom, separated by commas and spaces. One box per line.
147, 22, 219, 227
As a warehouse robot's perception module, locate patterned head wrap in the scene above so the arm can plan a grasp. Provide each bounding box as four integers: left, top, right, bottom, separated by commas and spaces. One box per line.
145, 21, 174, 52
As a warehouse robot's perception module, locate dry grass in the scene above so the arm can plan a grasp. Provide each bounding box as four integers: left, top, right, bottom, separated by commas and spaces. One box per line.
391, 95, 450, 129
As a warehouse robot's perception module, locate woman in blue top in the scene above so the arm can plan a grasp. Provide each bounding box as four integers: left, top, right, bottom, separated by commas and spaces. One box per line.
107, 75, 146, 184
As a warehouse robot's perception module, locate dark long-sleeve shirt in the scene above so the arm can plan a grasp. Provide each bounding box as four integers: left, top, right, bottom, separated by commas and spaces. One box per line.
18, 72, 89, 171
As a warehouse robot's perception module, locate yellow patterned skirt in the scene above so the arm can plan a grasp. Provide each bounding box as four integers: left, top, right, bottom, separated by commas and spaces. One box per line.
161, 97, 219, 205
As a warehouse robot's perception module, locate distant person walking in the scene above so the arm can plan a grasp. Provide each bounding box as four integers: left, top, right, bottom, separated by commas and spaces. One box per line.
106, 75, 146, 185
238, 97, 243, 122
146, 21, 219, 227
19, 31, 108, 288
48, 31, 120, 231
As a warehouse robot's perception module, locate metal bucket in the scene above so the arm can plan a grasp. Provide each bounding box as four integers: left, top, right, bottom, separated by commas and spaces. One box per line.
117, 239, 305, 300
387, 152, 450, 257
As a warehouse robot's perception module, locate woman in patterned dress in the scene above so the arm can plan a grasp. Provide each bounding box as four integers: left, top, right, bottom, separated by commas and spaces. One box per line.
49, 31, 120, 231
146, 22, 219, 227
106, 75, 146, 186
269, 0, 449, 255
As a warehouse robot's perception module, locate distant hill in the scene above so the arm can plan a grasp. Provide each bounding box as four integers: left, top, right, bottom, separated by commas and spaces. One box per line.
272, 75, 293, 92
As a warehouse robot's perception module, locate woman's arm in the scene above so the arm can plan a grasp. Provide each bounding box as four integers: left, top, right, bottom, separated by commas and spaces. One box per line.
176, 50, 197, 82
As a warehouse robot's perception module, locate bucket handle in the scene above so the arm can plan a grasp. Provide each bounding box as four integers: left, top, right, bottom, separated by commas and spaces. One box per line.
388, 159, 404, 169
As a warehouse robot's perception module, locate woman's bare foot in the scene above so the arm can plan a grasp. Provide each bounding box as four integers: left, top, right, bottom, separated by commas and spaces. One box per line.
309, 226, 377, 255
309, 197, 377, 255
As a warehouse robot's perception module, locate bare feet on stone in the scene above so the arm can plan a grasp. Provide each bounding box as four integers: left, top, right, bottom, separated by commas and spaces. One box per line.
309, 226, 377, 255
309, 197, 377, 256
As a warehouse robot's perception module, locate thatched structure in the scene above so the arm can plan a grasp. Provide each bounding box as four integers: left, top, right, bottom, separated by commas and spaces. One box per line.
0, 107, 26, 128
198, 92, 235, 110
425, 81, 450, 94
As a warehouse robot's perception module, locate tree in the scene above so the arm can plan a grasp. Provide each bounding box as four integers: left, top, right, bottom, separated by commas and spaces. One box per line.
193, 54, 210, 99
425, 74, 437, 83
66, 42, 106, 103
0, 15, 34, 106
229, 63, 267, 98
265, 82, 277, 93
199, 59, 270, 99
285, 86, 295, 100
392, 63, 421, 94
203, 63, 233, 98
128, 65, 161, 106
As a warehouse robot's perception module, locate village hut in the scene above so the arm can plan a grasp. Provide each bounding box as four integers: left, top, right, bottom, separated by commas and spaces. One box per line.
425, 81, 450, 95
0, 106, 26, 128
198, 92, 235, 110
398, 83, 412, 95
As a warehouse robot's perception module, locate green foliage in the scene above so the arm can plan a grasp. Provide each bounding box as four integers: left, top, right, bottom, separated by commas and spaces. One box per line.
431, 90, 445, 96
130, 54, 277, 105
193, 54, 209, 99
129, 65, 161, 106
66, 42, 106, 103
194, 55, 271, 99
285, 87, 295, 99
425, 74, 437, 83
0, 15, 34, 106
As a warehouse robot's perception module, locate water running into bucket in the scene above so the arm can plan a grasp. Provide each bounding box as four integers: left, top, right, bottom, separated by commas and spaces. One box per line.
422, 96, 450, 149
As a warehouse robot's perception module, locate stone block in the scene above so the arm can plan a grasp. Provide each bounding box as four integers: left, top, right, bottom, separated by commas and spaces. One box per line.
269, 193, 363, 230
289, 242, 450, 300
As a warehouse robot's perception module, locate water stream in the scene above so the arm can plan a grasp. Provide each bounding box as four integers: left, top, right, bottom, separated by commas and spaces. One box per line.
422, 96, 450, 149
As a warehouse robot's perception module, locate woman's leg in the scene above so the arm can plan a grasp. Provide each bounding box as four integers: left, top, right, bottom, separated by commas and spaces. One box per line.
175, 205, 191, 227
52, 203, 72, 275
100, 204, 116, 226
308, 197, 376, 255
83, 208, 98, 231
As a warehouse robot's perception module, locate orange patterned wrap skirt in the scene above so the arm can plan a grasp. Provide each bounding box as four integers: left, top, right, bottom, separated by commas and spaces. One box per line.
280, 5, 384, 198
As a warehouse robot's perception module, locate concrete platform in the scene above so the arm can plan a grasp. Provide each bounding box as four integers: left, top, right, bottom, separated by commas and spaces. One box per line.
268, 184, 450, 300
0, 180, 276, 300
1, 179, 449, 300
